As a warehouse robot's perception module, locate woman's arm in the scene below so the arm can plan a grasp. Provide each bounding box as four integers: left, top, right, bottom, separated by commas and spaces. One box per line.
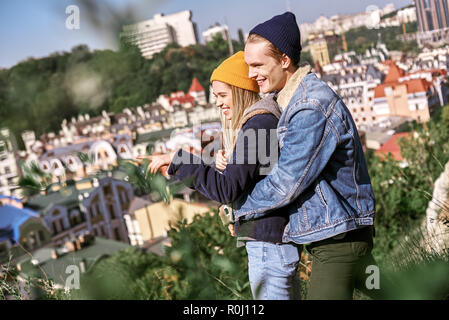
168, 114, 278, 204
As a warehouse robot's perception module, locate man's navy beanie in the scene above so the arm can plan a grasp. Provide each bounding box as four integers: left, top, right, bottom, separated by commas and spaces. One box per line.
249, 12, 302, 63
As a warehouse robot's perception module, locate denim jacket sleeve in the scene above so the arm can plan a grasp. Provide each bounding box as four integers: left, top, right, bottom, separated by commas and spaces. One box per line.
233, 104, 339, 221
167, 113, 279, 204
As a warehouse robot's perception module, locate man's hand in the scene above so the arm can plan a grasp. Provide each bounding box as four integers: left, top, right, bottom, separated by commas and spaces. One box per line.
215, 149, 228, 172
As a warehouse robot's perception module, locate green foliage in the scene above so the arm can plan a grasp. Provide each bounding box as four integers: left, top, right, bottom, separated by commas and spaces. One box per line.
345, 22, 418, 55
367, 105, 449, 261
68, 211, 252, 300
118, 159, 171, 203
18, 160, 53, 197
442, 105, 449, 128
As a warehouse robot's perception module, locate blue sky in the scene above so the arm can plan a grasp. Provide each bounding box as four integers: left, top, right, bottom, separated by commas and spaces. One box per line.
0, 0, 413, 69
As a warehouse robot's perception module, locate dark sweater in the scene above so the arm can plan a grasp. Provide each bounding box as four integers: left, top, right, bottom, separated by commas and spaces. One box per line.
167, 113, 288, 244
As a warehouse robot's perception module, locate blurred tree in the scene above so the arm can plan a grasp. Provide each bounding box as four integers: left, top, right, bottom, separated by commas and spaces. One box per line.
238, 28, 245, 45
71, 211, 253, 300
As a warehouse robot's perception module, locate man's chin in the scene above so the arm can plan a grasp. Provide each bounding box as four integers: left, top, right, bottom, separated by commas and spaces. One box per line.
260, 85, 272, 94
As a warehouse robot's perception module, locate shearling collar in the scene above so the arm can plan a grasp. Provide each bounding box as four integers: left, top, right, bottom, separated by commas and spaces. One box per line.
236, 93, 281, 131
277, 63, 312, 110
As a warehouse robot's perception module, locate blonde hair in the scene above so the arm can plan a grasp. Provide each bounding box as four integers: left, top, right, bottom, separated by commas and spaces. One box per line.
221, 86, 260, 156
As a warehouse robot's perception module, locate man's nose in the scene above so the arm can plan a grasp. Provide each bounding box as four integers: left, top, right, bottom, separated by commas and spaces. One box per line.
248, 67, 257, 80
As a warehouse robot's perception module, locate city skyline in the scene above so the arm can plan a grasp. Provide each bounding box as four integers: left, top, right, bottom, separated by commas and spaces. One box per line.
0, 0, 412, 68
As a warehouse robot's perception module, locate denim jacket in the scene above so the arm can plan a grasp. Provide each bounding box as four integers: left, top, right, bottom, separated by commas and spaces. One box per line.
233, 66, 376, 244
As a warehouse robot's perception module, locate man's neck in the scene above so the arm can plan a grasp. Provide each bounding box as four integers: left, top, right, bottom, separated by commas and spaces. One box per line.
284, 66, 298, 87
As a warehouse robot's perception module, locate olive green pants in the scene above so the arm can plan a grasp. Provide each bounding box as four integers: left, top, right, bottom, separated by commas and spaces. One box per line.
305, 226, 387, 300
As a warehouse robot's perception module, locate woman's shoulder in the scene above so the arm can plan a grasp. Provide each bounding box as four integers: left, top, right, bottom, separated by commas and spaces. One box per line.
242, 113, 279, 131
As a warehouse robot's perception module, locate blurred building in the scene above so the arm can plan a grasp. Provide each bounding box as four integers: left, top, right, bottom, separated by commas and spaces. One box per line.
124, 198, 212, 246
416, 0, 449, 31
29, 134, 133, 183
416, 45, 449, 70
308, 31, 342, 67
322, 64, 384, 127
25, 176, 133, 247
299, 3, 397, 40
0, 195, 52, 264
202, 23, 231, 43
415, 0, 449, 46
121, 10, 199, 59
0, 128, 21, 198
373, 61, 441, 122
156, 78, 207, 112
397, 5, 418, 23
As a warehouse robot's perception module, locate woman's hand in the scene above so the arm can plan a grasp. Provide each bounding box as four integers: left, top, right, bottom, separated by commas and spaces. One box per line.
215, 149, 228, 172
228, 223, 235, 237
137, 151, 176, 177
218, 204, 235, 237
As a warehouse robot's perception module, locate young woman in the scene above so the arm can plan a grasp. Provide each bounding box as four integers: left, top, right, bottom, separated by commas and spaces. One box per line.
141, 51, 302, 300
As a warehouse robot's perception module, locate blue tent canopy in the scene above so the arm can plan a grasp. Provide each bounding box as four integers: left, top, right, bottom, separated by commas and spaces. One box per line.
0, 204, 39, 244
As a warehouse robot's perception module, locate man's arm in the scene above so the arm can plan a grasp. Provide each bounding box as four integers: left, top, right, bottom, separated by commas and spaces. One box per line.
233, 106, 339, 221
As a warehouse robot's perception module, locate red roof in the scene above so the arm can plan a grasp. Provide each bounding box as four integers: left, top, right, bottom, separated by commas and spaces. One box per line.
374, 78, 432, 98
385, 61, 405, 83
406, 78, 432, 94
375, 132, 412, 161
188, 77, 205, 93
374, 85, 386, 99
169, 93, 194, 105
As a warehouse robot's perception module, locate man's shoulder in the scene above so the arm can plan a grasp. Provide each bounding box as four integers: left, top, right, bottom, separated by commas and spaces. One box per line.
302, 73, 338, 100
290, 73, 340, 114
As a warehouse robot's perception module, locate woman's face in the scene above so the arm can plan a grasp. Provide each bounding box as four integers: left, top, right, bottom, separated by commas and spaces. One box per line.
212, 80, 233, 121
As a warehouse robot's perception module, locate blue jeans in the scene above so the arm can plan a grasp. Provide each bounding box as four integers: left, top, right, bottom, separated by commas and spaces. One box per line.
245, 241, 302, 300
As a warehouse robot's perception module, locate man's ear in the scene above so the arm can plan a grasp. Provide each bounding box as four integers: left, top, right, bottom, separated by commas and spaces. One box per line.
280, 54, 291, 70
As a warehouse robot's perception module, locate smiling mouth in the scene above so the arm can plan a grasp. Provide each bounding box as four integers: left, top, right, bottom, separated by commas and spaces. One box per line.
257, 79, 266, 86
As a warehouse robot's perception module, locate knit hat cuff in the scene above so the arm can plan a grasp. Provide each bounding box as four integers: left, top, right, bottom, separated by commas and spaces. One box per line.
210, 68, 259, 93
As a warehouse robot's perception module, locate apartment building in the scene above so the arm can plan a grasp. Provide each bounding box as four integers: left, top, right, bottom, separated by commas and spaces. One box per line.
121, 10, 198, 59
0, 128, 21, 198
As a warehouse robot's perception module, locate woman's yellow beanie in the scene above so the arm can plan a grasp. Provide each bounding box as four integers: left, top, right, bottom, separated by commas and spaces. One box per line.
210, 51, 259, 93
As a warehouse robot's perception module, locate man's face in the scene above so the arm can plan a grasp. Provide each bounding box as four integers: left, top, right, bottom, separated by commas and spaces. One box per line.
244, 41, 287, 94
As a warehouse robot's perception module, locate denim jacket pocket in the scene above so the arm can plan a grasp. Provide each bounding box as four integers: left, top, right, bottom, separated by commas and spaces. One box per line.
315, 182, 330, 224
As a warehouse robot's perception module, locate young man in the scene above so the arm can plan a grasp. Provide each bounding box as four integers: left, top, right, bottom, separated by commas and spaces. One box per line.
235, 12, 381, 300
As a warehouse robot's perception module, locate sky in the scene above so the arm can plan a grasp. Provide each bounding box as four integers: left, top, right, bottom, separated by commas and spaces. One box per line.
0, 0, 413, 69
